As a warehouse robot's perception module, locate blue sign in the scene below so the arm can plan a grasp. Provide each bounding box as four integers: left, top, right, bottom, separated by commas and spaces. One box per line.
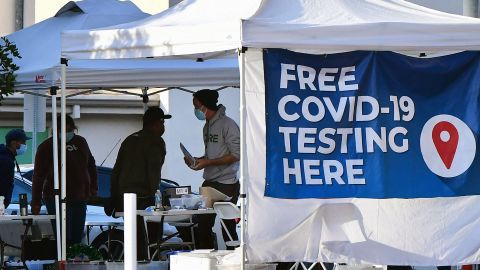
264, 49, 480, 199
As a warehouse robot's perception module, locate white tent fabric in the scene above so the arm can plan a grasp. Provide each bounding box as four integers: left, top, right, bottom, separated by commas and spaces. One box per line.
243, 48, 480, 265
59, 0, 480, 265
5, 0, 149, 262
7, 0, 147, 90
62, 0, 480, 59
8, 0, 239, 91
61, 0, 260, 59
15, 58, 239, 90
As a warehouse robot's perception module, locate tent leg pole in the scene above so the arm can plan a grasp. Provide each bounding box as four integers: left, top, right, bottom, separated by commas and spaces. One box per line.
51, 90, 62, 262
60, 59, 67, 261
463, 0, 479, 17
239, 48, 247, 270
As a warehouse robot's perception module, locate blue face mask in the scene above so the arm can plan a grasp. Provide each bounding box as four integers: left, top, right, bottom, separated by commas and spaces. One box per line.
194, 108, 206, 121
66, 132, 75, 142
16, 144, 27, 156
59, 132, 75, 142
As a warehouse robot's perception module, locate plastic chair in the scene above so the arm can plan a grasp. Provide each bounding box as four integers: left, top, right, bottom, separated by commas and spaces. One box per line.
213, 202, 240, 248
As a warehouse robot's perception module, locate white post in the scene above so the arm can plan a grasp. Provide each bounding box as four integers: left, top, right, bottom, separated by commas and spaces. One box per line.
51, 90, 62, 262
32, 94, 38, 160
464, 0, 479, 17
60, 60, 67, 261
124, 193, 137, 270
239, 48, 247, 270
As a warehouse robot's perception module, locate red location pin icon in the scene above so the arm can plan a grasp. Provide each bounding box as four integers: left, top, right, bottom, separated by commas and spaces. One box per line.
432, 121, 459, 169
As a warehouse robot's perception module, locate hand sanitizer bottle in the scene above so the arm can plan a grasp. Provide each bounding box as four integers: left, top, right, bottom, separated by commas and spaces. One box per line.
155, 189, 162, 211
0, 196, 5, 215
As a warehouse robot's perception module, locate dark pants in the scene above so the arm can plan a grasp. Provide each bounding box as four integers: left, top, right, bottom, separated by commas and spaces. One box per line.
46, 199, 87, 247
197, 181, 240, 249
113, 195, 158, 261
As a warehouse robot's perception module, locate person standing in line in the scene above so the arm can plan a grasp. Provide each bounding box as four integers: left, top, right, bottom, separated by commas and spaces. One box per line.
108, 106, 171, 260
0, 129, 31, 208
31, 115, 97, 246
184, 89, 240, 249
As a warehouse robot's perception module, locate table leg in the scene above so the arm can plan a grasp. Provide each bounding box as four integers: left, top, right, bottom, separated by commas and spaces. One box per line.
155, 216, 165, 261
1, 238, 5, 270
86, 225, 91, 245
141, 216, 150, 261
20, 220, 32, 270
107, 226, 112, 260
190, 216, 196, 249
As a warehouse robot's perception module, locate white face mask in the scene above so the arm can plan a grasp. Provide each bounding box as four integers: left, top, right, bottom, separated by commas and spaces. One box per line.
16, 144, 27, 156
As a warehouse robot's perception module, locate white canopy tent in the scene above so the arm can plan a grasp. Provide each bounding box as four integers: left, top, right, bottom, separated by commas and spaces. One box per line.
4, 0, 150, 262
6, 0, 240, 262
61, 0, 480, 266
62, 0, 480, 59
8, 0, 238, 91
9, 0, 147, 91
14, 57, 239, 91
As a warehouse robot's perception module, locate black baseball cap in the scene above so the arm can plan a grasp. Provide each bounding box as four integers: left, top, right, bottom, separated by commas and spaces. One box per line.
5, 129, 31, 145
143, 107, 172, 127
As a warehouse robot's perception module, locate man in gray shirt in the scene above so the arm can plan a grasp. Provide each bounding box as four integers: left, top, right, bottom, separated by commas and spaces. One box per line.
185, 89, 240, 249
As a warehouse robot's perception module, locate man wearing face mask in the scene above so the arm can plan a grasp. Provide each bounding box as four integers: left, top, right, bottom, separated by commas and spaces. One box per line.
184, 89, 240, 249
31, 115, 97, 246
109, 106, 171, 260
0, 129, 31, 208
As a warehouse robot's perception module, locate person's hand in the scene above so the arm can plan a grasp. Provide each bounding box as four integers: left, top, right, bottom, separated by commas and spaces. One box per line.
31, 204, 41, 215
192, 158, 210, 171
184, 156, 193, 167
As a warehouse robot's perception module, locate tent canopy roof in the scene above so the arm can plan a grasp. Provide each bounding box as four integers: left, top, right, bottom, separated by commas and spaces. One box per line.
55, 0, 144, 17
5, 0, 149, 90
61, 0, 480, 60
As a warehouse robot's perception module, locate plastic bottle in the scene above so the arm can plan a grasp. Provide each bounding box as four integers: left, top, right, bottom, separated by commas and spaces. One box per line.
155, 189, 162, 211
19, 193, 28, 216
0, 196, 5, 215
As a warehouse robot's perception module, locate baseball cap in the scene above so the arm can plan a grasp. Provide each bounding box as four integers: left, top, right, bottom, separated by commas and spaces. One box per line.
143, 107, 172, 127
5, 129, 32, 145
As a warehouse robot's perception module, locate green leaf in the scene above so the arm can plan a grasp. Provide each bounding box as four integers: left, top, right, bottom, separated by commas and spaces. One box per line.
0, 37, 21, 101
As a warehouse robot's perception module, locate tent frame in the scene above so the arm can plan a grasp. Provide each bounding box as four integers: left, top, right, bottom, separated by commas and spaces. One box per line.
239, 47, 247, 270
20, 57, 244, 263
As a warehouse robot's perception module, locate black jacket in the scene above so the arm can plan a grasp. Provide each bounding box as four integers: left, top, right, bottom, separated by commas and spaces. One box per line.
0, 144, 15, 208
110, 130, 166, 210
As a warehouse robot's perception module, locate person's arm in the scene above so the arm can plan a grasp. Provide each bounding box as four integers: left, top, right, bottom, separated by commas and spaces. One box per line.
31, 143, 49, 214
86, 144, 98, 197
0, 157, 15, 209
110, 141, 126, 202
194, 154, 238, 169
193, 120, 240, 170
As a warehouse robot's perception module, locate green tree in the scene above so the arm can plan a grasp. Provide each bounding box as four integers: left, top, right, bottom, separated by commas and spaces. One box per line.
0, 37, 21, 102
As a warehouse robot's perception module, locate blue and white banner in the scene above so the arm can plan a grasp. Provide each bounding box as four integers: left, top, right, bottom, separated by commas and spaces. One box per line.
264, 49, 480, 199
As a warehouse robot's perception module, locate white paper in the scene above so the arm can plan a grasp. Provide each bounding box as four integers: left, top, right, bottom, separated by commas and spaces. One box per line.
199, 187, 232, 208
180, 142, 197, 168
